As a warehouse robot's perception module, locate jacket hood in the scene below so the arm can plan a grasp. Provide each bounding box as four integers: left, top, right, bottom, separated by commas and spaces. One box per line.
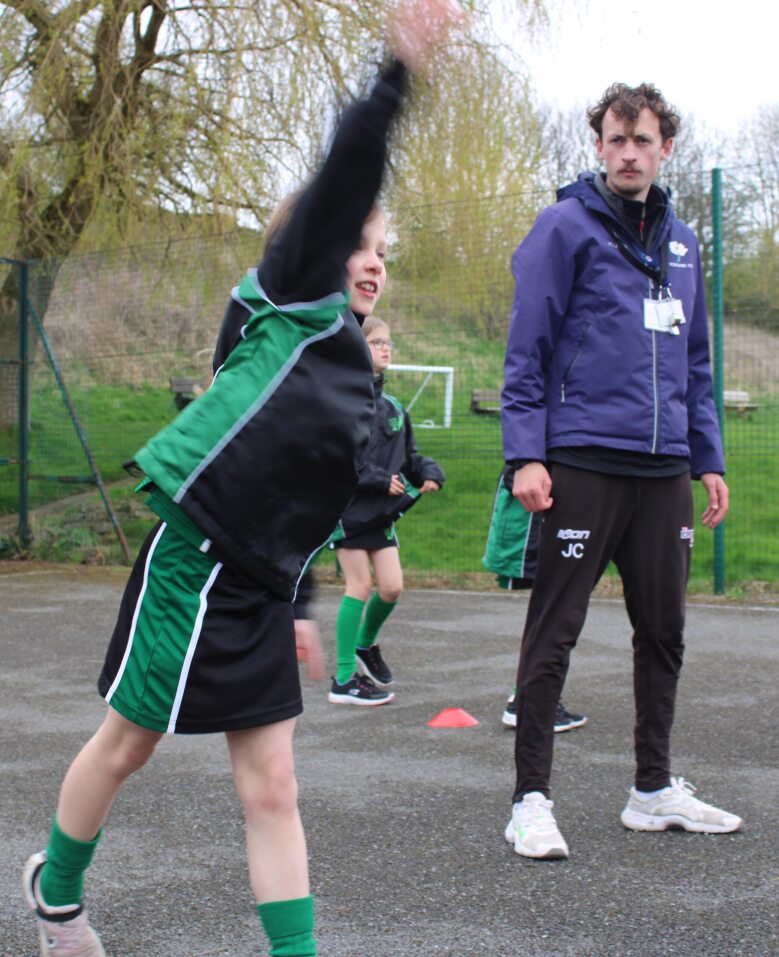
557, 171, 672, 262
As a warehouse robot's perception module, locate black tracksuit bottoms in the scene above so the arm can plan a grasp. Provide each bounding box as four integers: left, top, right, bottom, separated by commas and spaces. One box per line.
513, 463, 694, 801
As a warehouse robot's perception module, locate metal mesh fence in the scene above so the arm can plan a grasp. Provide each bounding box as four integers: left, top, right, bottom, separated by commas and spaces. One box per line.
1, 170, 776, 590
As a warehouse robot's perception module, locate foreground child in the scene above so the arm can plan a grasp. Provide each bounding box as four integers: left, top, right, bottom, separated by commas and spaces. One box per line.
329, 317, 445, 706
22, 3, 463, 955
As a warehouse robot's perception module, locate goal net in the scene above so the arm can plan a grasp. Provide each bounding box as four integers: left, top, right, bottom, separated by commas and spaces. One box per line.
386, 363, 454, 429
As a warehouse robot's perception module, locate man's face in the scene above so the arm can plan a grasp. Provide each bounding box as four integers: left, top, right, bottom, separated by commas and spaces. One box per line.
596, 106, 673, 203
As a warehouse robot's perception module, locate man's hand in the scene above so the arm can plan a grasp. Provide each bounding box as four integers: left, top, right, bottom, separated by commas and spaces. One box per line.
294, 619, 325, 681
512, 462, 554, 512
419, 480, 441, 493
700, 472, 729, 528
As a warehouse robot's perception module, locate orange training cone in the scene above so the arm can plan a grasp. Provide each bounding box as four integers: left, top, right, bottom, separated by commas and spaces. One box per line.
427, 707, 479, 728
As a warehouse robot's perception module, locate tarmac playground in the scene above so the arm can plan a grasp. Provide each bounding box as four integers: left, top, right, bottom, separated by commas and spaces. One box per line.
1, 563, 776, 957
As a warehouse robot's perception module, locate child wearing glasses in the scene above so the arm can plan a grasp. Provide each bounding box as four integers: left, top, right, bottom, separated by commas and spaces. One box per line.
328, 316, 445, 706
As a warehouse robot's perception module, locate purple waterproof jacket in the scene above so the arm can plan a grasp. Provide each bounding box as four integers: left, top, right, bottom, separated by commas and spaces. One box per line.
501, 172, 724, 478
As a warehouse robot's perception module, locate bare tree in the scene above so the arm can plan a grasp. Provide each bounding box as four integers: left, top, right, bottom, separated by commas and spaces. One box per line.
721, 104, 779, 327
533, 101, 597, 196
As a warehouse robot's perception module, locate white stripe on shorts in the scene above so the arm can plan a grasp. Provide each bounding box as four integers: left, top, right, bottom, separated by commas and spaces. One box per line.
166, 560, 223, 733
105, 522, 167, 706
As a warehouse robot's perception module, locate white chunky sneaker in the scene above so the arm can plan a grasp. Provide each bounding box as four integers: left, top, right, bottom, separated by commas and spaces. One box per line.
620, 776, 743, 833
504, 791, 569, 859
23, 852, 107, 957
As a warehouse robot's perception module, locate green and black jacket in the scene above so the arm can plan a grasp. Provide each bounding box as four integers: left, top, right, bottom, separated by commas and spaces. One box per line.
132, 62, 407, 600
482, 466, 539, 589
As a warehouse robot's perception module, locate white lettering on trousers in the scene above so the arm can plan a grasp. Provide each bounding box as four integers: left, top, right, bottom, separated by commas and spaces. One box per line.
561, 542, 585, 559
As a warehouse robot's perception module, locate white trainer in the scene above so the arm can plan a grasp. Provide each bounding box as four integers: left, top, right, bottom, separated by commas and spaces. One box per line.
23, 852, 107, 957
620, 777, 743, 833
504, 791, 569, 859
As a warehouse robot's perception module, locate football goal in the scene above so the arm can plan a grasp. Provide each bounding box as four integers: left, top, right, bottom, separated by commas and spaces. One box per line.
387, 363, 454, 429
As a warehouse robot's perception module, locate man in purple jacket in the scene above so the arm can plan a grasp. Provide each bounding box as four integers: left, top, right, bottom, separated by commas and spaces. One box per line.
501, 82, 742, 860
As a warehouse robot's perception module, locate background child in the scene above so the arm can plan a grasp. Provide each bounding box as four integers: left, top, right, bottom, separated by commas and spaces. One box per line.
328, 317, 445, 706
22, 4, 462, 956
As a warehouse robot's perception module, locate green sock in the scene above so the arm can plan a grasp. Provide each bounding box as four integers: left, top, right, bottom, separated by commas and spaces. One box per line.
39, 816, 101, 907
335, 595, 365, 684
357, 592, 397, 648
257, 896, 317, 957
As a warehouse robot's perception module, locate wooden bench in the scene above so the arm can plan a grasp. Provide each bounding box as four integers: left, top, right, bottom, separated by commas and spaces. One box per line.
170, 376, 205, 411
723, 389, 758, 417
471, 387, 501, 414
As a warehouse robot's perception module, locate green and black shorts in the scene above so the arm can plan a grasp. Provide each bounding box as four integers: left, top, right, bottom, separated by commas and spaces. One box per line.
98, 521, 301, 734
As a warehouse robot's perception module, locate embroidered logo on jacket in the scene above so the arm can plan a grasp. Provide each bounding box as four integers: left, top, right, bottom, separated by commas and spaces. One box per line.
668, 240, 693, 269
388, 414, 403, 432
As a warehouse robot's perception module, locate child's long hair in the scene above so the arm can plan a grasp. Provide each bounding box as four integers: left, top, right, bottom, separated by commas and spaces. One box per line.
263, 191, 384, 253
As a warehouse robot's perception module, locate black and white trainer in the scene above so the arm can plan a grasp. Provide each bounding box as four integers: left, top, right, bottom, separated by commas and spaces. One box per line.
355, 643, 394, 688
328, 673, 395, 706
502, 696, 587, 732
555, 701, 587, 733
501, 693, 517, 728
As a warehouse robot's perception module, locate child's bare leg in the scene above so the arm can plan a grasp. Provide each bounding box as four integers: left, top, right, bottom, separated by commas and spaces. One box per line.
56, 707, 163, 840
368, 546, 403, 603
337, 548, 373, 602
226, 717, 308, 903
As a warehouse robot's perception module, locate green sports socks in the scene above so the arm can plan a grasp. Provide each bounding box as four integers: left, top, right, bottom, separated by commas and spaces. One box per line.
39, 817, 102, 907
357, 592, 397, 648
335, 595, 365, 683
257, 895, 317, 956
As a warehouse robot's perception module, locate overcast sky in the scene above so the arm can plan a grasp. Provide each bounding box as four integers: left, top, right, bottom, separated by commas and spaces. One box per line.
516, 0, 776, 137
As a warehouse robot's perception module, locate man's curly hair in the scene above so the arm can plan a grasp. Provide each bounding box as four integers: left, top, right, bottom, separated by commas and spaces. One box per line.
587, 83, 680, 142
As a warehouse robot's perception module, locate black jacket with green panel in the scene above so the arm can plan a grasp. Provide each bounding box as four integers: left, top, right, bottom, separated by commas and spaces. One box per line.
334, 373, 446, 537
482, 466, 539, 589
131, 62, 408, 601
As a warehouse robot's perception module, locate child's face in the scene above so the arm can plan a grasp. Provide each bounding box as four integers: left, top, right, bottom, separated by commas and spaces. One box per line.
346, 212, 387, 317
365, 325, 393, 374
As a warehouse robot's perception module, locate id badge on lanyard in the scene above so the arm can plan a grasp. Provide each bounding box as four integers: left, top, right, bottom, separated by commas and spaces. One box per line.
610, 226, 687, 335
642, 237, 685, 335
644, 290, 686, 335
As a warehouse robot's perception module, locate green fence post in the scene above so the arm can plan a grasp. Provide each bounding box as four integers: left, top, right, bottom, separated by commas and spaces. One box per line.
17, 260, 31, 547
710, 168, 725, 594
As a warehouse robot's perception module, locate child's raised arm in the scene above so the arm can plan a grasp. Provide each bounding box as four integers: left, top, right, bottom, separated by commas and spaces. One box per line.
258, 0, 463, 306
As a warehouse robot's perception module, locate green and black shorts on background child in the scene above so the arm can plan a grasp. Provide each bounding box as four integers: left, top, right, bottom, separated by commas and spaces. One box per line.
328, 316, 446, 706
21, 4, 464, 956
484, 466, 587, 733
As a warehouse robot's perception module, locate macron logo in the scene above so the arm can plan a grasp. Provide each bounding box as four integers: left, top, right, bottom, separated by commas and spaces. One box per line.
558, 528, 590, 559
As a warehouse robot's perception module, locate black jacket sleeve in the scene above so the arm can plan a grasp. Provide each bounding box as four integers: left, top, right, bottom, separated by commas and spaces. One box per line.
212, 61, 406, 373
258, 61, 407, 306
402, 411, 446, 488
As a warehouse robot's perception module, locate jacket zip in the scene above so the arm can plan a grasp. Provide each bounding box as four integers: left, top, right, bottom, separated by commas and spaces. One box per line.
649, 276, 659, 452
